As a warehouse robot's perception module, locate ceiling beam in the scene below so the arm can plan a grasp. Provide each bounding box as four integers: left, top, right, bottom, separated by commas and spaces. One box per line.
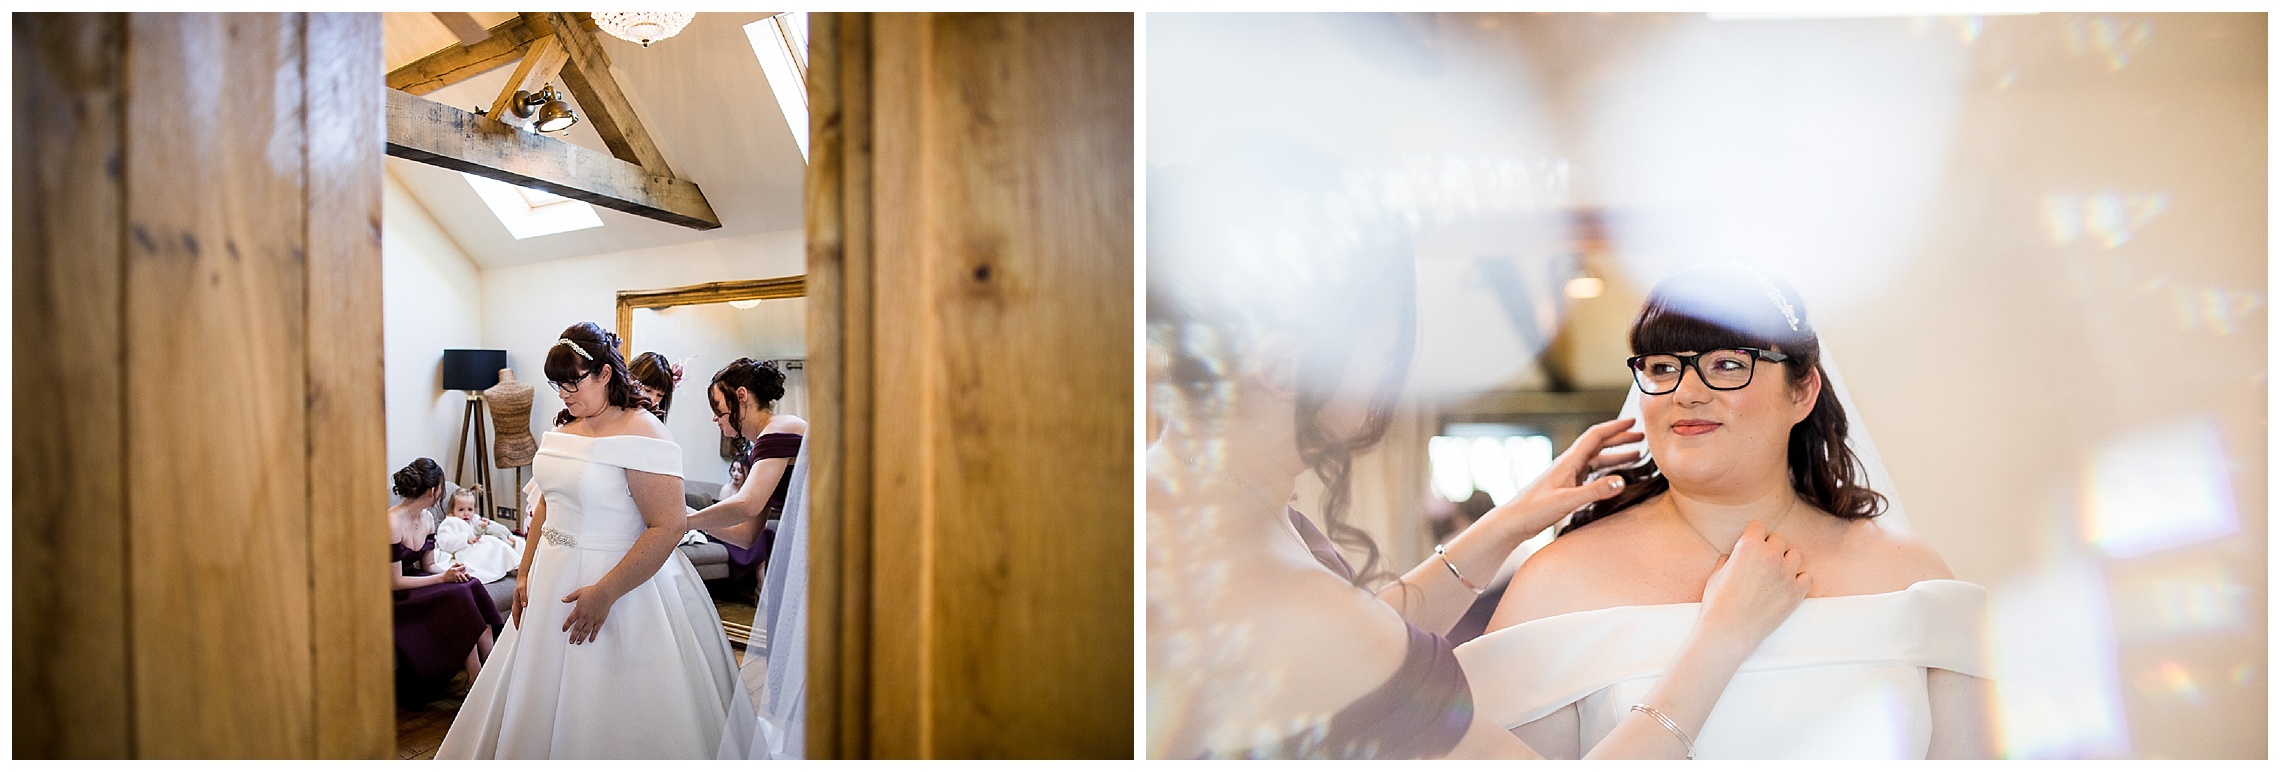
487, 36, 570, 132
387, 16, 540, 96
430, 12, 491, 47
523, 12, 679, 177
384, 88, 721, 231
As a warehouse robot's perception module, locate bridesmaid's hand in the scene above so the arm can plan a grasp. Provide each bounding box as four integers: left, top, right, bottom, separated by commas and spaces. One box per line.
440, 563, 471, 584
560, 584, 620, 645
1698, 521, 1810, 648
1482, 418, 1645, 538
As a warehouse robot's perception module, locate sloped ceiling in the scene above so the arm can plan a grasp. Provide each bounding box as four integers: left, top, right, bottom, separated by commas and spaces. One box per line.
383, 12, 802, 268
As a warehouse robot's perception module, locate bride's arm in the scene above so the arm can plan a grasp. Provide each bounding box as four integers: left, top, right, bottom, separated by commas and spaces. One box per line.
1579, 523, 1808, 759
557, 468, 686, 645
1927, 669, 1996, 758
1377, 418, 1643, 634
509, 496, 546, 627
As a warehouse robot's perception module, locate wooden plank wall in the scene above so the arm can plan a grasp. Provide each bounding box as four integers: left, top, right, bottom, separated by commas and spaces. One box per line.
807, 12, 1135, 760
13, 12, 133, 759
11, 12, 390, 759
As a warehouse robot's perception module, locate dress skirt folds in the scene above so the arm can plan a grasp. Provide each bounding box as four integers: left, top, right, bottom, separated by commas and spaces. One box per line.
438, 432, 754, 759
1453, 579, 1992, 759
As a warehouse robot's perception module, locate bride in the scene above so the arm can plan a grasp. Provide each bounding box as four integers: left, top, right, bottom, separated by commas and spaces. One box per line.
1149, 143, 1816, 759
1463, 264, 1996, 759
438, 323, 753, 759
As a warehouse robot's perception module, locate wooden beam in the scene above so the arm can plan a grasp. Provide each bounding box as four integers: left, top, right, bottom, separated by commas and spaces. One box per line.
430, 12, 489, 47
384, 87, 720, 230
524, 12, 678, 176
386, 15, 537, 96
14, 12, 133, 759
486, 35, 568, 132
304, 12, 394, 759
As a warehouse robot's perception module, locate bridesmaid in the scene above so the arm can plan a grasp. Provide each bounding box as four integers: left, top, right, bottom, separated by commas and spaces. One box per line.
629, 351, 682, 419
686, 359, 807, 572
388, 458, 502, 701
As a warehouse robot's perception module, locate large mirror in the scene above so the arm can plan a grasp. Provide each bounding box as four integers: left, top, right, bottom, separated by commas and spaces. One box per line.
617, 276, 806, 493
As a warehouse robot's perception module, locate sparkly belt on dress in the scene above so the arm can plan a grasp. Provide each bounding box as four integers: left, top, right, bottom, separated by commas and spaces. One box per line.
539, 526, 639, 552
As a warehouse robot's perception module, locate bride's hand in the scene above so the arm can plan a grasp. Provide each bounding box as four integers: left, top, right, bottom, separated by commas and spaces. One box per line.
1698, 521, 1810, 647
561, 584, 621, 645
1481, 417, 1645, 538
511, 582, 529, 628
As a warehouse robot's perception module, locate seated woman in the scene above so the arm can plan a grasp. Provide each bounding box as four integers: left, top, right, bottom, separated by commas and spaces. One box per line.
1465, 264, 1995, 759
387, 458, 503, 700
1147, 142, 1812, 760
437, 485, 523, 584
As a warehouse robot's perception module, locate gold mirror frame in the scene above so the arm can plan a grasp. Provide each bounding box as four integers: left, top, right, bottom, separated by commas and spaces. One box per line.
614, 275, 807, 357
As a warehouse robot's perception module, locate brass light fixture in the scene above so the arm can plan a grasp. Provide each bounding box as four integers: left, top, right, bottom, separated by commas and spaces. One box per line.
510, 85, 579, 133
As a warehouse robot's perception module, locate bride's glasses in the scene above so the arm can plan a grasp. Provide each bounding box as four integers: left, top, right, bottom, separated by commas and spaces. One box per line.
550, 369, 593, 394
1627, 348, 1791, 395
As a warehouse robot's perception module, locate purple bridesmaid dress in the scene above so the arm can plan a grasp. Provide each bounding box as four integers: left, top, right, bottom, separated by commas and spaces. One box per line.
720, 433, 802, 584
392, 533, 505, 690
1198, 510, 1474, 759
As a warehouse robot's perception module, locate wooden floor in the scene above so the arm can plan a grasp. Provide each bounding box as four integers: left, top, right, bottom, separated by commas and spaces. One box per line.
394, 588, 762, 759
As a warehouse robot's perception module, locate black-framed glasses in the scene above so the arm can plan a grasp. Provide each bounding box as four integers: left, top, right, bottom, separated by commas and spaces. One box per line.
1626, 348, 1791, 395
549, 369, 595, 394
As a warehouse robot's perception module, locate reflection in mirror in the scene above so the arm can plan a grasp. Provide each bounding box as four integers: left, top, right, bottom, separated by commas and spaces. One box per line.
627, 295, 807, 490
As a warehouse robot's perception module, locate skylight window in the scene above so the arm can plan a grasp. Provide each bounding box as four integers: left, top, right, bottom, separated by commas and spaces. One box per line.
746, 12, 809, 162
461, 172, 605, 239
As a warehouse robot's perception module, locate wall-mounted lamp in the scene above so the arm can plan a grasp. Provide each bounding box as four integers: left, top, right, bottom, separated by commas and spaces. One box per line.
510, 85, 579, 133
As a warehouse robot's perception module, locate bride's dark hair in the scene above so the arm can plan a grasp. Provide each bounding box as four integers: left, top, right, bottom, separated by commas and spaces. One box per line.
545, 322, 646, 426
1148, 137, 1416, 588
1561, 264, 1886, 535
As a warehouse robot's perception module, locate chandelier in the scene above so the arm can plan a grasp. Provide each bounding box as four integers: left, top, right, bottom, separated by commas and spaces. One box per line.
592, 12, 696, 48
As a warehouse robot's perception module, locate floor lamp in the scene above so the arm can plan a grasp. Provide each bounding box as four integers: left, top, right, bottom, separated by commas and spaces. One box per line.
442, 349, 507, 520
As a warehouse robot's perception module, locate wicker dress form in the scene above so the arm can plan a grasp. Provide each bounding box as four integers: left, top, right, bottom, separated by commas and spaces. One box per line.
485, 369, 538, 469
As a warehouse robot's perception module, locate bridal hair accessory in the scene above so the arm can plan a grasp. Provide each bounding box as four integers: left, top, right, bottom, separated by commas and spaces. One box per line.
1630, 703, 1695, 759
557, 338, 594, 360
1737, 263, 1802, 333
1434, 543, 1485, 596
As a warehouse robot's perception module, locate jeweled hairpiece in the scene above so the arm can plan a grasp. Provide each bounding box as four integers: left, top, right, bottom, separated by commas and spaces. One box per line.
1739, 264, 1802, 332
557, 338, 594, 360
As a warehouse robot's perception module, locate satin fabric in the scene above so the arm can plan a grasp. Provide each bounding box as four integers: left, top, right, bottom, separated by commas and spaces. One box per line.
439, 432, 755, 759
1455, 579, 1990, 759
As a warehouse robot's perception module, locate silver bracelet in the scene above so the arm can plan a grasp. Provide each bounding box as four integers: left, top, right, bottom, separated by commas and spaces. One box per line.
1630, 703, 1695, 759
1433, 543, 1485, 596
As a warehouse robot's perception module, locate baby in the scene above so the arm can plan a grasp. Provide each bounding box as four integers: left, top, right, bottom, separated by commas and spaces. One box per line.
435, 486, 522, 584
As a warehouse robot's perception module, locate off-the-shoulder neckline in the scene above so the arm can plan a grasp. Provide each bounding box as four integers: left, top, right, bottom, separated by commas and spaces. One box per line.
1485, 578, 1982, 635
542, 430, 676, 443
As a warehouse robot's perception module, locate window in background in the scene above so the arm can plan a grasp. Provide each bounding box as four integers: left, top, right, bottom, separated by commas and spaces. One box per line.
745, 12, 810, 162
460, 172, 604, 239
1428, 424, 1555, 506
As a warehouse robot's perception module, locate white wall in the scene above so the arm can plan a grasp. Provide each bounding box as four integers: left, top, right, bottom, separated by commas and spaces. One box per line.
477, 226, 805, 490
381, 169, 487, 488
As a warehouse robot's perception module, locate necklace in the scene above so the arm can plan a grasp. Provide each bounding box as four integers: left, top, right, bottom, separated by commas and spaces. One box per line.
1676, 494, 1798, 558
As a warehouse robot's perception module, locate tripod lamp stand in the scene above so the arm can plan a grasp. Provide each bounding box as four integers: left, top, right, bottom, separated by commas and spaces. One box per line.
442, 349, 507, 520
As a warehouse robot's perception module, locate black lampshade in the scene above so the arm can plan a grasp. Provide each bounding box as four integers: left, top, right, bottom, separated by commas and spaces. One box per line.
441, 349, 507, 391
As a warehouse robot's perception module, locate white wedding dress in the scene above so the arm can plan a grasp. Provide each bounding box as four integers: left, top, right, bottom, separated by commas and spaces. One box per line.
1454, 579, 1991, 759
438, 432, 756, 759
